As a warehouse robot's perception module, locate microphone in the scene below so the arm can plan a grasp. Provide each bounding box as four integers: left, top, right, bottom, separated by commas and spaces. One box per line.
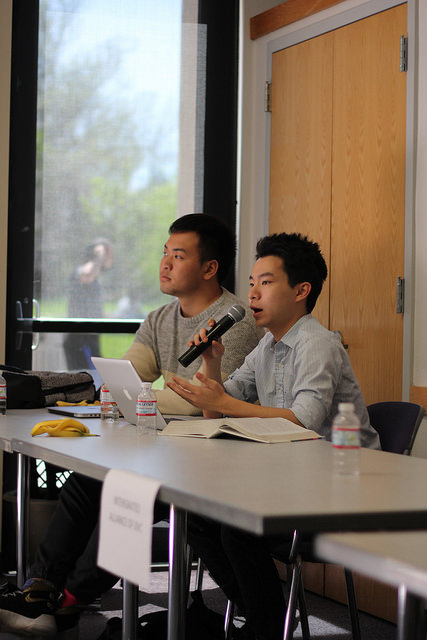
178, 304, 246, 368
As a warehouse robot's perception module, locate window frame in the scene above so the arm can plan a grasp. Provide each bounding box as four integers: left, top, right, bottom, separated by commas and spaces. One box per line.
6, 0, 239, 369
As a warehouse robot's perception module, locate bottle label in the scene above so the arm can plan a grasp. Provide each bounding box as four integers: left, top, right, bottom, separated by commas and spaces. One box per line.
136, 400, 157, 417
0, 384, 6, 400
332, 427, 360, 449
101, 388, 116, 405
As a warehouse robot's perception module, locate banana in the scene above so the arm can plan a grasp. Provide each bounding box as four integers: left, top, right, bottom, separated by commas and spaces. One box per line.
56, 400, 100, 406
31, 418, 95, 437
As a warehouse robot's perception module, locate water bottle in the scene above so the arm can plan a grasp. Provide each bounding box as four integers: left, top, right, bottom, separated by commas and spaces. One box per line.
0, 371, 6, 415
136, 382, 157, 437
332, 402, 361, 475
100, 384, 119, 422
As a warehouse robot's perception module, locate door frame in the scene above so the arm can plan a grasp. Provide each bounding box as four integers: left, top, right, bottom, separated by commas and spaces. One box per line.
238, 0, 417, 400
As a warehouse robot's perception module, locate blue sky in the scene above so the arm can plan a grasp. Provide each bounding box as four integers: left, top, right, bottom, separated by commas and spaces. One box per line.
52, 0, 182, 98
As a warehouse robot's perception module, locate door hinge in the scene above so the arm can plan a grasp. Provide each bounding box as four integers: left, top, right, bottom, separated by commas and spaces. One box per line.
396, 276, 405, 314
265, 81, 272, 112
400, 35, 408, 72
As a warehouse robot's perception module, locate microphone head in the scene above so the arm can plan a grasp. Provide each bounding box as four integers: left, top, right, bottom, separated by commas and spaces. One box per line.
227, 304, 246, 323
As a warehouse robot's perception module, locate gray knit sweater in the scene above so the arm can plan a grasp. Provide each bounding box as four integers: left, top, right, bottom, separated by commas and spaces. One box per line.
123, 288, 261, 415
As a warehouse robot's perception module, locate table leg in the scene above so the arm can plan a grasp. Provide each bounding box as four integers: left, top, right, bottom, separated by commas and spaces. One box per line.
282, 555, 302, 640
122, 580, 138, 640
168, 504, 187, 640
397, 585, 426, 640
16, 453, 30, 586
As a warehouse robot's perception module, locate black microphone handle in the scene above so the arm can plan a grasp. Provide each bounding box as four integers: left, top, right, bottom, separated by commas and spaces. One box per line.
178, 315, 235, 367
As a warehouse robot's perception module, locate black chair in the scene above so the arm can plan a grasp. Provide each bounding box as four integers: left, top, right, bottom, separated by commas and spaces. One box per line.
366, 401, 424, 455
277, 400, 425, 640
277, 531, 359, 640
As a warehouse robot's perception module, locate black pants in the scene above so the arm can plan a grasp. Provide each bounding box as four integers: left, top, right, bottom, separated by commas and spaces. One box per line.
31, 473, 169, 604
187, 516, 287, 640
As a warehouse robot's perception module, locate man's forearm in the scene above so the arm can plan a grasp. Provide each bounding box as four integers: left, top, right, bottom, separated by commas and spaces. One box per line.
201, 357, 222, 383
219, 394, 303, 425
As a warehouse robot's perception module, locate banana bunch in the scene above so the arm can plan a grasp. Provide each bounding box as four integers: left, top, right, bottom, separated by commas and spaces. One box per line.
31, 418, 96, 437
56, 400, 100, 406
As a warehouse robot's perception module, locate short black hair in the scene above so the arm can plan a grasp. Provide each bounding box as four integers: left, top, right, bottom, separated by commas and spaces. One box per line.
255, 232, 327, 313
169, 214, 236, 284
84, 238, 112, 262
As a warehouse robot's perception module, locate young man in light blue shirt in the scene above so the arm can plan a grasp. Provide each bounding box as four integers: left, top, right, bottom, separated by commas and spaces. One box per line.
169, 232, 380, 640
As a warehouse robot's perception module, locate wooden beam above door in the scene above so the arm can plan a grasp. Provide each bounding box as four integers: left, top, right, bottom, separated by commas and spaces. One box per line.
250, 0, 345, 40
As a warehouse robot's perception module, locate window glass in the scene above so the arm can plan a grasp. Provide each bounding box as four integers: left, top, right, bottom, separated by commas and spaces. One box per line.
33, 331, 136, 371
32, 0, 197, 369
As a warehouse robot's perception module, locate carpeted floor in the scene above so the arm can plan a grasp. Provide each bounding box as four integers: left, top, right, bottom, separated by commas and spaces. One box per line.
0, 570, 397, 639
79, 570, 397, 640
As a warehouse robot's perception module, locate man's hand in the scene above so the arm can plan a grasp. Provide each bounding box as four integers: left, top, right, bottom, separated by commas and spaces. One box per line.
169, 373, 304, 424
167, 372, 226, 412
188, 319, 225, 363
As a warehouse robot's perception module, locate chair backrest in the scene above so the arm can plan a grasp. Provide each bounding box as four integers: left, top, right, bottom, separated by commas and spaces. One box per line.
366, 401, 425, 455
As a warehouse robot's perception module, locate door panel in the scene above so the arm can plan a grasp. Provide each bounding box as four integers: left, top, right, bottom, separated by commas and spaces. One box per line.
330, 5, 406, 404
269, 4, 406, 405
270, 33, 333, 328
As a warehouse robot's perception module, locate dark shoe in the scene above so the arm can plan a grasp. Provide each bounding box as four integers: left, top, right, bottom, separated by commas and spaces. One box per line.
0, 578, 59, 637
55, 602, 83, 639
97, 590, 227, 640
232, 623, 257, 639
96, 616, 122, 640
232, 619, 294, 640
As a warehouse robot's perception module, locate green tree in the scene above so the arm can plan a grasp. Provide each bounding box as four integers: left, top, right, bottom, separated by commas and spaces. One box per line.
35, 0, 179, 316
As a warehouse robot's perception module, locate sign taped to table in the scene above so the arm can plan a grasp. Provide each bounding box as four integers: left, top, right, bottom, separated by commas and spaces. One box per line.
98, 469, 161, 588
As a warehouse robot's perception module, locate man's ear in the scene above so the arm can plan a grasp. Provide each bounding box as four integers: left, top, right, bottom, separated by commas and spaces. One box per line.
203, 259, 219, 281
295, 282, 311, 303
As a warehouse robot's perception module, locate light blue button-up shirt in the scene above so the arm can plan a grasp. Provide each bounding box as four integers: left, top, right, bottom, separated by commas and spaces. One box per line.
224, 314, 380, 448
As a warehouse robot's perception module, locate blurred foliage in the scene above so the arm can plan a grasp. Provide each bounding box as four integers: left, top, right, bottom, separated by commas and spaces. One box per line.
99, 333, 135, 359
35, 0, 180, 316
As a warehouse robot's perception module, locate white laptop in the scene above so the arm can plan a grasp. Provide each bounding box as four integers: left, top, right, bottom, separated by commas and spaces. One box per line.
91, 357, 167, 429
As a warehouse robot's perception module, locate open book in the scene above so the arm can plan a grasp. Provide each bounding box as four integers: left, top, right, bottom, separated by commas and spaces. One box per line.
160, 417, 321, 444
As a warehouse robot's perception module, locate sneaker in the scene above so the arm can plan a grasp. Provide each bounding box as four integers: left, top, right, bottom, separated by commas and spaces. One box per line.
0, 578, 60, 637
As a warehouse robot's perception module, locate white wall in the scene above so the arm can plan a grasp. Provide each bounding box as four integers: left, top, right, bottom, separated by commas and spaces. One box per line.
236, 0, 279, 294
413, 0, 427, 387
411, 0, 427, 456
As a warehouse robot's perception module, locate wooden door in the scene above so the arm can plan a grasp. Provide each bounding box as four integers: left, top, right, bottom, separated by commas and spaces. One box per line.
330, 5, 406, 404
269, 32, 333, 328
269, 5, 406, 405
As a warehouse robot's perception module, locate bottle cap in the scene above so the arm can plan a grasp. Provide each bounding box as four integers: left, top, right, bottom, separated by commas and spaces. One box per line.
338, 402, 355, 412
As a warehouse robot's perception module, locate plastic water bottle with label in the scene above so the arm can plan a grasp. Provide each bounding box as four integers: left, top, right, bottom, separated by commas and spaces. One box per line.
0, 371, 6, 415
100, 384, 119, 422
332, 402, 361, 475
136, 382, 157, 437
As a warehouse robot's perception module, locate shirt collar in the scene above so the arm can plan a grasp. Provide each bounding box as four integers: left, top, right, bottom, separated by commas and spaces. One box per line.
268, 314, 312, 350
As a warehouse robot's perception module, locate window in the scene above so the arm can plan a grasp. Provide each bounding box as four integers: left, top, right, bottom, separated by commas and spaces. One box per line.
7, 0, 239, 370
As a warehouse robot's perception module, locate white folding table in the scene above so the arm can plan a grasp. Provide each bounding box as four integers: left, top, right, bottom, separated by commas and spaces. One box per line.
316, 530, 427, 640
3, 409, 427, 640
